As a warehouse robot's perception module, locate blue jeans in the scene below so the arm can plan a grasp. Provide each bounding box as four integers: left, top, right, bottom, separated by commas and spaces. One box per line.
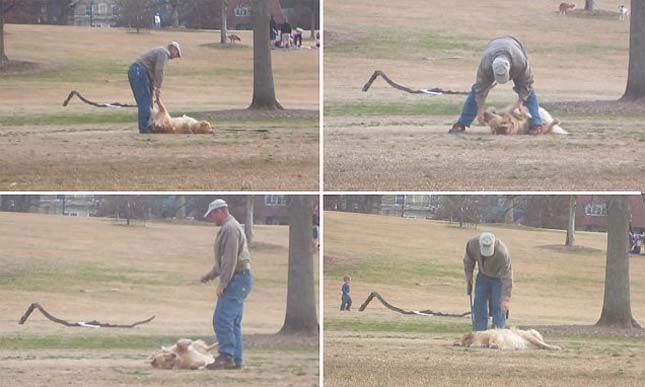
128, 63, 152, 133
457, 85, 542, 128
213, 271, 253, 365
340, 294, 352, 311
473, 272, 506, 331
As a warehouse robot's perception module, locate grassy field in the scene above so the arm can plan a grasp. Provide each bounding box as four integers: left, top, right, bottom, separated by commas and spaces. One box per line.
0, 24, 319, 190
323, 211, 645, 386
323, 0, 645, 191
0, 211, 319, 387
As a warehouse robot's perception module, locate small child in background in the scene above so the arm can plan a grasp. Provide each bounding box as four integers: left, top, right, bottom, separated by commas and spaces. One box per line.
340, 275, 352, 311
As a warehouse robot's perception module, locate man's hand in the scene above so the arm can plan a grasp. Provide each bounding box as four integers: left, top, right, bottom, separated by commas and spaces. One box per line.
501, 298, 510, 313
466, 278, 473, 295
476, 108, 486, 125
216, 286, 224, 298
200, 273, 212, 283
514, 99, 524, 110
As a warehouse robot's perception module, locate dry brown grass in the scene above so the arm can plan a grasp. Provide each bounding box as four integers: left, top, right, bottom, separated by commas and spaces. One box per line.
324, 211, 645, 386
323, 0, 644, 191
0, 211, 320, 386
0, 24, 319, 190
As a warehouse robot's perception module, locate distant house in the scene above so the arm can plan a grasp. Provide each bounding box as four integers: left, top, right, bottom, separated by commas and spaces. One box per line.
227, 0, 286, 30
70, 0, 119, 28
24, 195, 98, 216
576, 196, 645, 232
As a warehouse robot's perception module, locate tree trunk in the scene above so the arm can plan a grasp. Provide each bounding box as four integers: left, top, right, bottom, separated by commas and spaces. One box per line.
584, 0, 594, 11
176, 196, 186, 219
244, 195, 254, 244
171, 3, 179, 27
220, 0, 228, 44
310, 0, 316, 39
278, 196, 318, 336
249, 0, 283, 110
504, 197, 514, 224
621, 0, 645, 101
400, 196, 406, 217
0, 0, 8, 64
565, 195, 576, 247
595, 196, 641, 328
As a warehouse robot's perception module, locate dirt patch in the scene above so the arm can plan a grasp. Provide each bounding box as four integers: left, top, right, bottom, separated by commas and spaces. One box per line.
205, 108, 319, 121
539, 244, 603, 254
535, 325, 645, 338
543, 100, 645, 114
0, 60, 42, 74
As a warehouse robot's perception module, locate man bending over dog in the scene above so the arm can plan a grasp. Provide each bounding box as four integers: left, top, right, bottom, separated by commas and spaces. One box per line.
201, 199, 254, 370
463, 232, 513, 331
128, 42, 182, 133
449, 36, 543, 135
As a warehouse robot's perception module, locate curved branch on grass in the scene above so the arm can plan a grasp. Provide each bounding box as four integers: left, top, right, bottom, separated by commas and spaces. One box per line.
362, 70, 470, 95
62, 90, 137, 108
358, 291, 471, 318
18, 303, 155, 328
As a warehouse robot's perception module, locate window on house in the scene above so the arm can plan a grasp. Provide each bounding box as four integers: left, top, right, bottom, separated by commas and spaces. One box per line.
99, 3, 107, 15
85, 5, 92, 16
92, 4, 99, 14
234, 6, 252, 17
265, 195, 287, 206
112, 5, 119, 15
586, 203, 607, 216
394, 195, 405, 205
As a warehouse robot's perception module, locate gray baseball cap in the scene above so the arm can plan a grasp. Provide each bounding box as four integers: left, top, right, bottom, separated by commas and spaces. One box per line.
479, 232, 496, 257
492, 56, 510, 84
169, 41, 182, 57
204, 199, 227, 217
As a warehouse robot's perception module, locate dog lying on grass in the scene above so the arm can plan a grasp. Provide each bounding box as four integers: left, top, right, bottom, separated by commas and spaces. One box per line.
149, 338, 217, 369
484, 104, 568, 135
150, 97, 214, 134
456, 328, 562, 351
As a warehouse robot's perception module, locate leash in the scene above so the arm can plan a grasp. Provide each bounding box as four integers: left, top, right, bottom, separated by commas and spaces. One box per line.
362, 70, 470, 96
63, 90, 138, 108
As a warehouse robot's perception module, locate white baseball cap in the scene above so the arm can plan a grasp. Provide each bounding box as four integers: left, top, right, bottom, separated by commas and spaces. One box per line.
479, 232, 496, 257
204, 199, 227, 217
492, 56, 510, 84
169, 41, 182, 57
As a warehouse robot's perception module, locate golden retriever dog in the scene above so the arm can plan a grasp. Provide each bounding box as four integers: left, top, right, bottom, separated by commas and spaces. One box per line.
559, 3, 576, 16
484, 104, 567, 135
150, 98, 214, 134
149, 338, 218, 370
456, 328, 562, 351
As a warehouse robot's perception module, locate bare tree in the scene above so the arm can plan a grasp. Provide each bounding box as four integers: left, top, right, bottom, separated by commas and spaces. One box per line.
503, 196, 515, 224
220, 0, 228, 44
584, 0, 594, 11
310, 0, 318, 39
169, 0, 180, 27
621, 0, 645, 101
0, 0, 18, 64
595, 196, 641, 328
244, 195, 254, 244
249, 0, 282, 109
176, 195, 186, 219
565, 195, 576, 247
278, 196, 318, 336
116, 0, 155, 33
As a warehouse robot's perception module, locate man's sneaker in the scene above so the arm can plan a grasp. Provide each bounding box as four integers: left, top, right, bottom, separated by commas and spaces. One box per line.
448, 122, 467, 134
527, 125, 543, 135
206, 355, 236, 370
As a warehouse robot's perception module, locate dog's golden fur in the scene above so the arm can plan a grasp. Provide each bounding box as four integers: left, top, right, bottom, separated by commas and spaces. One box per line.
149, 338, 218, 369
150, 98, 214, 134
456, 328, 562, 351
484, 104, 567, 135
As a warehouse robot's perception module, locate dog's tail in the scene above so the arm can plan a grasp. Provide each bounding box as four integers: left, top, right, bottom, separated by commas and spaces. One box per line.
545, 119, 568, 135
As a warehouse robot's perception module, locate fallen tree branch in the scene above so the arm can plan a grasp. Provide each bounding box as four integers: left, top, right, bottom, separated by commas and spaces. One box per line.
358, 291, 471, 318
63, 90, 138, 108
18, 303, 155, 328
362, 70, 470, 95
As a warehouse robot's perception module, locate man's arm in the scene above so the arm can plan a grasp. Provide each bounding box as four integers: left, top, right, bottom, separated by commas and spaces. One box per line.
153, 50, 169, 90
512, 62, 534, 102
463, 242, 476, 293
200, 266, 219, 283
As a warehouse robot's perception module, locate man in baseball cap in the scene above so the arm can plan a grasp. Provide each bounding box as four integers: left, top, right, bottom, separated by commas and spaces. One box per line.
128, 42, 182, 133
463, 232, 513, 331
201, 198, 253, 370
449, 36, 544, 135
